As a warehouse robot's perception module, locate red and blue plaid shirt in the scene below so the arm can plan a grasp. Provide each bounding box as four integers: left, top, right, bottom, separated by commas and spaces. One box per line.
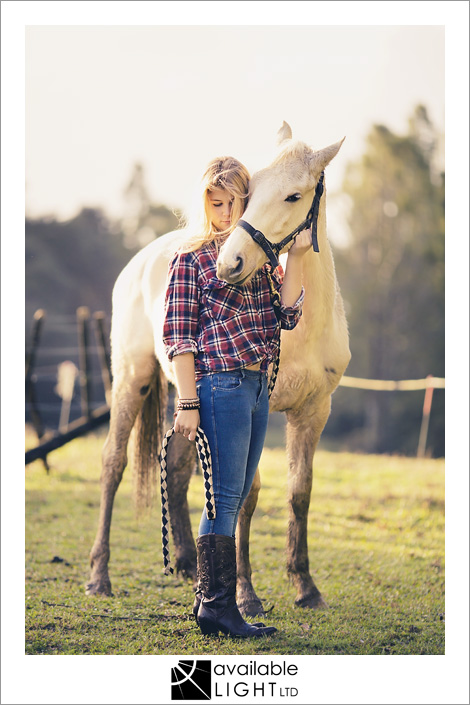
163, 241, 304, 379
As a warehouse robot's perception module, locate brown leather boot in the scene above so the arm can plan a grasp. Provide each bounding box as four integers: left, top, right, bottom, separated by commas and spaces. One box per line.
192, 537, 265, 627
195, 534, 277, 638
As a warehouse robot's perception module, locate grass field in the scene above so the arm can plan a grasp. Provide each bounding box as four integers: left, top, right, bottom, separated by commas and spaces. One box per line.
25, 431, 445, 655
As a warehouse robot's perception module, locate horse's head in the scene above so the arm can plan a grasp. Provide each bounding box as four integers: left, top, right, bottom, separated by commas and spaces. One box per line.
217, 122, 344, 284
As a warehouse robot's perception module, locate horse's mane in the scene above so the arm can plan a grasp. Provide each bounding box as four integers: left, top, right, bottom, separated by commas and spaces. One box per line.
272, 140, 313, 167
256, 140, 314, 184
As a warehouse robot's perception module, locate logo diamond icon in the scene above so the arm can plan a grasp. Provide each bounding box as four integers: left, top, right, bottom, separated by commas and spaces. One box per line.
171, 660, 211, 700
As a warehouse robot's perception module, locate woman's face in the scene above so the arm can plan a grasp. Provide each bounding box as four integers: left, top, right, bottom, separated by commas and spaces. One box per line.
207, 188, 234, 232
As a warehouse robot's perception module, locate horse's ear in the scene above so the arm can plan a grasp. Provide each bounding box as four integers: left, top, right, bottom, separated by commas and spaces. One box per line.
310, 137, 346, 172
277, 121, 293, 145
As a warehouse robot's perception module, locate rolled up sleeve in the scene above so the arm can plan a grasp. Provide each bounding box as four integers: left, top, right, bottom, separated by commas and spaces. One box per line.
269, 263, 304, 331
163, 251, 200, 360
279, 286, 305, 330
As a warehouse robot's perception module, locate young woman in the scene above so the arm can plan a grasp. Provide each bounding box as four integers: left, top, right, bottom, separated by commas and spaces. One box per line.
162, 157, 312, 637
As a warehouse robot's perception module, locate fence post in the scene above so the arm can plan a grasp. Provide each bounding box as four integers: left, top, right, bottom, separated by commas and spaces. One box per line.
417, 375, 435, 458
25, 309, 50, 472
25, 309, 45, 381
93, 311, 112, 406
56, 361, 78, 433
77, 307, 92, 419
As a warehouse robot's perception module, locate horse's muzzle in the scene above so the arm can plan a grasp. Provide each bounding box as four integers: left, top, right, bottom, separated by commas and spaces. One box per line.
216, 256, 246, 284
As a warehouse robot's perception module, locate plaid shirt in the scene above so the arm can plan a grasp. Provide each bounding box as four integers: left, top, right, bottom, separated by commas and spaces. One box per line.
163, 241, 304, 379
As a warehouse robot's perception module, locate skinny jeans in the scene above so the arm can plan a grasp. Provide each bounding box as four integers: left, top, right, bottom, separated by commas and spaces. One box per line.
197, 369, 269, 537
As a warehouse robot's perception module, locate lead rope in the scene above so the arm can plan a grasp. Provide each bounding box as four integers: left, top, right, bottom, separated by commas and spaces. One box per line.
265, 267, 282, 399
160, 425, 215, 575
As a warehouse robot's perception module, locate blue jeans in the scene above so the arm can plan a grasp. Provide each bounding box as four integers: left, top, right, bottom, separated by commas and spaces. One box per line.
197, 369, 269, 537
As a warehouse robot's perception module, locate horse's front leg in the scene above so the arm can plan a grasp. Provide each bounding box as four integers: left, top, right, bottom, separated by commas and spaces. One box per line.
166, 432, 198, 582
86, 381, 144, 596
235, 468, 266, 617
285, 396, 331, 609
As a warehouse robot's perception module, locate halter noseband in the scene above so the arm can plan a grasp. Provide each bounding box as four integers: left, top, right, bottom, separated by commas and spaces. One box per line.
237, 171, 325, 269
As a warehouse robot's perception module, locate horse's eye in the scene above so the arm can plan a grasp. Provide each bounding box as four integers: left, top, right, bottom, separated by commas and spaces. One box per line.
285, 193, 301, 203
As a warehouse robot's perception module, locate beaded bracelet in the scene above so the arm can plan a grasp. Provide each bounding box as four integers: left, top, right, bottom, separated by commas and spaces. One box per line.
177, 397, 200, 411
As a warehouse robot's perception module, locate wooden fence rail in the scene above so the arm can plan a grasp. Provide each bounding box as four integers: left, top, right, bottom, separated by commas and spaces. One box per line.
25, 406, 110, 464
339, 375, 445, 391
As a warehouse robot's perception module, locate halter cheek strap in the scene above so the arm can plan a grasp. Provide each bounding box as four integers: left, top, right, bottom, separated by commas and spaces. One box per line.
238, 171, 325, 268
235, 221, 280, 269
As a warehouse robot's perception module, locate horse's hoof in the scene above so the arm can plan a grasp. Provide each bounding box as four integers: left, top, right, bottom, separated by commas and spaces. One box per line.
177, 566, 197, 584
237, 598, 266, 618
175, 559, 197, 584
295, 593, 329, 610
85, 579, 113, 597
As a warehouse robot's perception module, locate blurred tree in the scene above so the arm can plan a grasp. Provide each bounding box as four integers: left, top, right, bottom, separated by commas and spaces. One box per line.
25, 208, 135, 324
121, 162, 180, 249
329, 105, 444, 456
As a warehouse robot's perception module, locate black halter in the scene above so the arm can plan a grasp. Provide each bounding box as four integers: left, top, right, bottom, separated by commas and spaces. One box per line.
237, 171, 325, 269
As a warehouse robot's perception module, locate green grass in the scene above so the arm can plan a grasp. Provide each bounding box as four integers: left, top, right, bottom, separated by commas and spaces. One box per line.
25, 430, 445, 655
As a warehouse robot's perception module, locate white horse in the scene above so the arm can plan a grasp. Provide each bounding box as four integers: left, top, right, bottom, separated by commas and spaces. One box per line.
86, 122, 350, 614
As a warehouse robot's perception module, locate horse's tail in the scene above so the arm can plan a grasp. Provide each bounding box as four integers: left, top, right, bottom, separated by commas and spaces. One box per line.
129, 361, 168, 514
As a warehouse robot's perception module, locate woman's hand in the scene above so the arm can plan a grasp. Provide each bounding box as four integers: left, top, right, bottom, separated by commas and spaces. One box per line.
174, 409, 200, 442
288, 227, 312, 258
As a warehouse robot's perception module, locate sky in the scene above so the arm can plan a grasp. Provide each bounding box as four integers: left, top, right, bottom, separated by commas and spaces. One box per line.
24, 22, 446, 246
2, 3, 470, 704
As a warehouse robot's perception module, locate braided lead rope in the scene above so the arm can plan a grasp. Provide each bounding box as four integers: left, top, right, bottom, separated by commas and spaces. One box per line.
267, 348, 280, 399
265, 267, 281, 400
160, 425, 215, 575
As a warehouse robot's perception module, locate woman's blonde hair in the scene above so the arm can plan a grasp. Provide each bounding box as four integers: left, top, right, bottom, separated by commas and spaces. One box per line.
180, 157, 250, 253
